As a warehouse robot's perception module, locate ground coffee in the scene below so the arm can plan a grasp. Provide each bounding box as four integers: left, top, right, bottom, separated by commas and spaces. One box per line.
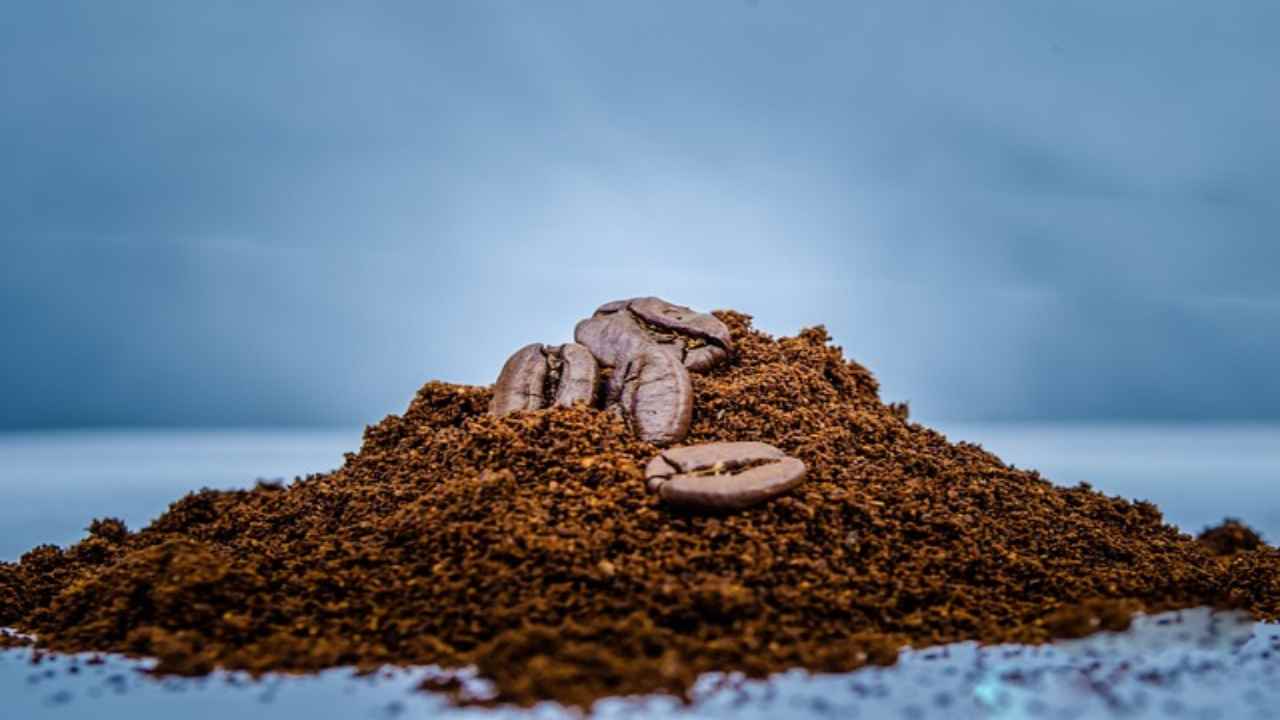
1, 310, 1277, 709
1198, 519, 1267, 557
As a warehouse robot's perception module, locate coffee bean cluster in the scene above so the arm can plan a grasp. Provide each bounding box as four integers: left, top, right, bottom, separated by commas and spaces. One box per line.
490, 297, 806, 510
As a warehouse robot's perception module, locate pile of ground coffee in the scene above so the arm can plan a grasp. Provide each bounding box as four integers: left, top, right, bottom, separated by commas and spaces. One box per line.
2, 311, 1278, 709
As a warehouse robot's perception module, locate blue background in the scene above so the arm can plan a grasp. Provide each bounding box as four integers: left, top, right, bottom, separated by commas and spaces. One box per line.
3, 0, 1278, 429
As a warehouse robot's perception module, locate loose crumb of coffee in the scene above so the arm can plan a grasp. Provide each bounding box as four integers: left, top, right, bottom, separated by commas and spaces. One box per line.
1, 311, 1277, 710
1198, 519, 1266, 556
0, 629, 32, 649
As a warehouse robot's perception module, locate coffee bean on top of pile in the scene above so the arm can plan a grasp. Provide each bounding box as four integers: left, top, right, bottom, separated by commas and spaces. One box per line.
490, 342, 599, 415
489, 296, 722, 446
645, 441, 807, 510
575, 297, 733, 372
605, 346, 693, 446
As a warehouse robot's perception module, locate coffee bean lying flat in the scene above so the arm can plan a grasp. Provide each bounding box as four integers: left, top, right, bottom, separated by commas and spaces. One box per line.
575, 297, 733, 372
645, 441, 806, 510
489, 342, 599, 416
606, 346, 693, 445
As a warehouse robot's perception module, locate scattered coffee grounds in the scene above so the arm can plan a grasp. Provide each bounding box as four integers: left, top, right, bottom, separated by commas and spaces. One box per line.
2, 311, 1278, 710
1198, 519, 1266, 556
0, 629, 29, 649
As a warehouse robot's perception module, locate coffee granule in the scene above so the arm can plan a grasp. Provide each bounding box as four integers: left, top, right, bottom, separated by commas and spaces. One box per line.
1198, 519, 1266, 557
1, 311, 1277, 709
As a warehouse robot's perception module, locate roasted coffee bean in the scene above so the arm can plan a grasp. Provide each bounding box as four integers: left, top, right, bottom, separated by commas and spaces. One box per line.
645, 441, 806, 510
575, 297, 733, 372
489, 342, 599, 416
606, 346, 692, 445
573, 309, 653, 370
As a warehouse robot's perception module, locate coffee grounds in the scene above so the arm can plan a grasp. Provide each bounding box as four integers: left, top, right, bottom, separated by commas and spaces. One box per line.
1198, 519, 1266, 556
2, 311, 1278, 709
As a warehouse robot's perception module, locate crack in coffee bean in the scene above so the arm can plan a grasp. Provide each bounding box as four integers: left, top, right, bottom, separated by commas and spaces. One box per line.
685, 457, 776, 477
575, 297, 733, 373
489, 342, 599, 416
542, 350, 564, 400
645, 441, 806, 510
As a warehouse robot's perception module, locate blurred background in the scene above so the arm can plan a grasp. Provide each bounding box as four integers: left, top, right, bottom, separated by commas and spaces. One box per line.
4, 0, 1277, 430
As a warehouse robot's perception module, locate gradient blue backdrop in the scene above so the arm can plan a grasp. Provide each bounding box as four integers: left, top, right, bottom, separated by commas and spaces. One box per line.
3, 0, 1277, 429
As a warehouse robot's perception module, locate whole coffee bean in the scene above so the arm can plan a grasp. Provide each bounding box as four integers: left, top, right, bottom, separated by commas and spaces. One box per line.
644, 441, 806, 510
606, 346, 693, 446
574, 297, 733, 372
573, 310, 653, 371
489, 342, 599, 416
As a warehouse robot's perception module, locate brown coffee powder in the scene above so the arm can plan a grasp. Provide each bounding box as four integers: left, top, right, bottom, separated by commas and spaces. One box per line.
1198, 519, 1266, 557
2, 311, 1278, 709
